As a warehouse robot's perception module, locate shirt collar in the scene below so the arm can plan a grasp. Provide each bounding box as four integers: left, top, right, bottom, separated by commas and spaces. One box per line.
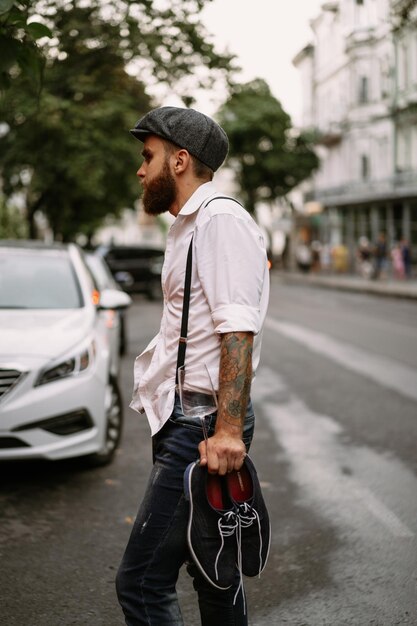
177, 181, 217, 217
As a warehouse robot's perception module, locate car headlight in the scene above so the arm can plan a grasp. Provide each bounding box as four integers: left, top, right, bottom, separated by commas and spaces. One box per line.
35, 341, 95, 387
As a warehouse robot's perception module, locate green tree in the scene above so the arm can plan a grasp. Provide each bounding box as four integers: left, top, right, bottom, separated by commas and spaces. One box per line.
0, 1, 236, 240
0, 196, 28, 238
391, 0, 417, 29
1, 0, 236, 97
0, 0, 51, 92
217, 79, 319, 215
0, 5, 151, 240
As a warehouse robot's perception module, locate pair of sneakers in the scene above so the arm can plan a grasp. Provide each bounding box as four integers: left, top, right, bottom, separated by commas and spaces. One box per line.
183, 455, 271, 592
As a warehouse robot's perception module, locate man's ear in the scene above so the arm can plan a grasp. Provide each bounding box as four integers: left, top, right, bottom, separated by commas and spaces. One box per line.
173, 149, 191, 174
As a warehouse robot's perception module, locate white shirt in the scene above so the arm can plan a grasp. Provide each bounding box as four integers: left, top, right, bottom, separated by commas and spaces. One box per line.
130, 181, 270, 436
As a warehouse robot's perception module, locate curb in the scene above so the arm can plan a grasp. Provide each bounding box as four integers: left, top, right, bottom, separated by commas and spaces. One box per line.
273, 271, 417, 301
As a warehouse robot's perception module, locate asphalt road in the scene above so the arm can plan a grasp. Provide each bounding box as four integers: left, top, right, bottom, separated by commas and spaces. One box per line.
1, 276, 416, 626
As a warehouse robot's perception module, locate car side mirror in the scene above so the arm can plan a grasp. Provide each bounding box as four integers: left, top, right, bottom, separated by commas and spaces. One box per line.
98, 288, 132, 310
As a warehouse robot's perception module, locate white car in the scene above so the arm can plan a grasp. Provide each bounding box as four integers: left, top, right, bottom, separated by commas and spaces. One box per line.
84, 252, 129, 357
0, 240, 131, 465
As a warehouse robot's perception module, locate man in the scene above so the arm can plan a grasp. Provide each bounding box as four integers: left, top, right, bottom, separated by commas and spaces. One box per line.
373, 232, 388, 280
116, 106, 270, 625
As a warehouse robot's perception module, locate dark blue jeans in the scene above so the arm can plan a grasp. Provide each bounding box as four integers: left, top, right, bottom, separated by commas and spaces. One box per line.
116, 394, 255, 626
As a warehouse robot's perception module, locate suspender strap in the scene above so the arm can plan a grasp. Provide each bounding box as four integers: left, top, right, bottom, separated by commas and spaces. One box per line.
175, 195, 243, 384
204, 196, 243, 208
175, 235, 193, 384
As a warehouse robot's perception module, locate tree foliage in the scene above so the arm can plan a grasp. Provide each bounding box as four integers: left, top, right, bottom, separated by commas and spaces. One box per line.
217, 79, 319, 214
0, 4, 151, 240
1, 0, 236, 97
391, 0, 417, 30
0, 0, 236, 240
0, 0, 51, 92
0, 196, 28, 238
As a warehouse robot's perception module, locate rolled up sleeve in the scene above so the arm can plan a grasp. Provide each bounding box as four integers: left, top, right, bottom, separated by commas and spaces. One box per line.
211, 304, 261, 334
195, 213, 267, 335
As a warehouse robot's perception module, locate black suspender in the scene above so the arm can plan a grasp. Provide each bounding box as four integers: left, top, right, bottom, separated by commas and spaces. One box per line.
175, 236, 193, 384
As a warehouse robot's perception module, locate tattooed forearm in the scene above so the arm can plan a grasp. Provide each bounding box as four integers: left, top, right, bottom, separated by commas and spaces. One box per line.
217, 332, 253, 431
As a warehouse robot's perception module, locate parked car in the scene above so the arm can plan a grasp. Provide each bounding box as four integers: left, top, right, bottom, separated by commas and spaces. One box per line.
96, 243, 165, 300
84, 252, 131, 356
0, 240, 131, 466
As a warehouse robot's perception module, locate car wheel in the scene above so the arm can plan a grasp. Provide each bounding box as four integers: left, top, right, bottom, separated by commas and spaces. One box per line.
85, 376, 123, 467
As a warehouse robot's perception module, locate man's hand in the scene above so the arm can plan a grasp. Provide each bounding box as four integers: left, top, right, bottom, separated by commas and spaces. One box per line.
199, 331, 253, 475
198, 432, 246, 475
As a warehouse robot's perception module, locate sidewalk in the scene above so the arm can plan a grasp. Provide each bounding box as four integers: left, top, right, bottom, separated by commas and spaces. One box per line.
273, 270, 417, 300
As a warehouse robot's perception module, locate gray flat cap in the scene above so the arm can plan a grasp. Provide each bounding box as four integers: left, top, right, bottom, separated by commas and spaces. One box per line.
130, 106, 229, 172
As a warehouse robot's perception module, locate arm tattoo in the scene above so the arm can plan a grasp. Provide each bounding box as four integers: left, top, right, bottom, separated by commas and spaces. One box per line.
218, 332, 253, 431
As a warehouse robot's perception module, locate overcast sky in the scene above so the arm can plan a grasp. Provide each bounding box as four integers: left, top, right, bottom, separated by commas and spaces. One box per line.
197, 0, 323, 124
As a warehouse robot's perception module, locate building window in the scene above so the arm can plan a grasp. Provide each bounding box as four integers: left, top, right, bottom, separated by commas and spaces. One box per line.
356, 0, 364, 5
402, 41, 409, 89
380, 59, 390, 99
361, 155, 370, 180
359, 76, 369, 103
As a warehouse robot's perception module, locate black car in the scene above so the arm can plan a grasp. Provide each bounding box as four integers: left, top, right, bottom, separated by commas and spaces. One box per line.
96, 244, 165, 300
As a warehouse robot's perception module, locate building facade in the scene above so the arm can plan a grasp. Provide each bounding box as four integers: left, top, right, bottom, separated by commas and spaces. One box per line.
293, 0, 417, 268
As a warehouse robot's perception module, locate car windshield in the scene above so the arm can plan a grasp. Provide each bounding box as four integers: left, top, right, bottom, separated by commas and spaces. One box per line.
0, 249, 83, 309
85, 254, 116, 291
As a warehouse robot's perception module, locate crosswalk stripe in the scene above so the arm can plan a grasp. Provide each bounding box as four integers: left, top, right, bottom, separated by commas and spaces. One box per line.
265, 318, 417, 403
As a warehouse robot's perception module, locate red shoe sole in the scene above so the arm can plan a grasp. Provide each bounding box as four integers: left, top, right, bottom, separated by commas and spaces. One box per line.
227, 464, 252, 502
206, 474, 224, 510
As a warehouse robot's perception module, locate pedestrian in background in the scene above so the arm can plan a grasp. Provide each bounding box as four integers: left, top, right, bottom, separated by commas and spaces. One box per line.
391, 242, 405, 280
311, 240, 322, 272
400, 238, 412, 279
320, 243, 332, 273
357, 236, 373, 279
295, 240, 312, 273
373, 232, 388, 280
116, 106, 270, 625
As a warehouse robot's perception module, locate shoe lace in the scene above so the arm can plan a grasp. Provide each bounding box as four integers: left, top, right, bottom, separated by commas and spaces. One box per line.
214, 510, 238, 582
232, 502, 263, 613
236, 502, 263, 575
214, 503, 263, 616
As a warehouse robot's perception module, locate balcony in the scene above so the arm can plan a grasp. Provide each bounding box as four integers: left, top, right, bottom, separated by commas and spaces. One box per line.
345, 28, 376, 52
393, 87, 417, 113
305, 170, 417, 206
315, 122, 343, 147
322, 1, 339, 12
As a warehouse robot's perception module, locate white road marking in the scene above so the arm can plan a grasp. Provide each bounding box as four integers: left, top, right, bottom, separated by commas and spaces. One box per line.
265, 318, 417, 403
253, 368, 415, 539
349, 482, 414, 538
